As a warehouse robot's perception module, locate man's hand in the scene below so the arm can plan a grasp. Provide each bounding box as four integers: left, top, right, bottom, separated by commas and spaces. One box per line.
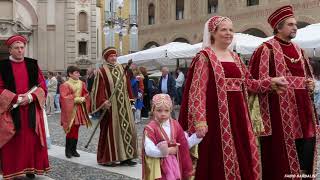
271, 76, 289, 94
195, 126, 208, 138
306, 78, 315, 92
18, 94, 30, 106
103, 100, 112, 109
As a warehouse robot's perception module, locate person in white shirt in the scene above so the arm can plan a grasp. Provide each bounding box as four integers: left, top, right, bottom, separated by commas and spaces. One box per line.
175, 68, 185, 105
46, 71, 57, 115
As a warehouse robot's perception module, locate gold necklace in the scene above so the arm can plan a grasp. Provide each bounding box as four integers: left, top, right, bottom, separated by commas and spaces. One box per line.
282, 46, 302, 64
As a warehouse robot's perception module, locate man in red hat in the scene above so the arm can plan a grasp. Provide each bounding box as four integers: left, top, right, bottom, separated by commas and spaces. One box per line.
91, 47, 138, 166
249, 5, 318, 179
0, 35, 50, 179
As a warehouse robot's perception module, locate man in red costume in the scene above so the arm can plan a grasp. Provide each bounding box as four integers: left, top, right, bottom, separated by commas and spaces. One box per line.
91, 47, 138, 166
60, 66, 91, 158
0, 35, 50, 179
249, 5, 318, 179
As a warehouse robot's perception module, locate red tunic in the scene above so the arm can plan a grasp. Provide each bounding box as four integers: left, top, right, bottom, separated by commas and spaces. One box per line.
249, 36, 318, 179
59, 80, 91, 134
179, 48, 271, 180
0, 60, 49, 179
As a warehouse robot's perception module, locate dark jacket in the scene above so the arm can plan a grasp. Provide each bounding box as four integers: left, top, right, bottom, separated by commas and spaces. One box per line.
158, 74, 176, 98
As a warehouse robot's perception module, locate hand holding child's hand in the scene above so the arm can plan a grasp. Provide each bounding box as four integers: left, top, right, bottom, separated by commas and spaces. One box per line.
157, 141, 169, 156
168, 147, 178, 155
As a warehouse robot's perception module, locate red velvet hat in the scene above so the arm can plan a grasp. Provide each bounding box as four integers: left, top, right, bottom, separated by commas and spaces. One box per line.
102, 47, 117, 60
5, 35, 27, 47
268, 5, 294, 29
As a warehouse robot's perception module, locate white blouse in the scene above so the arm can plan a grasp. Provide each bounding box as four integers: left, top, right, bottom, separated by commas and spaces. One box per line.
144, 119, 202, 158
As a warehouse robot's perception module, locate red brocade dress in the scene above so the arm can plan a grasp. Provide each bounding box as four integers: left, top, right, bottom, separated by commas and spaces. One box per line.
179, 48, 272, 180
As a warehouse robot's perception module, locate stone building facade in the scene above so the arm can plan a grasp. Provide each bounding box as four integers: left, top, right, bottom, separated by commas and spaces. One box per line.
0, 0, 97, 72
138, 0, 320, 50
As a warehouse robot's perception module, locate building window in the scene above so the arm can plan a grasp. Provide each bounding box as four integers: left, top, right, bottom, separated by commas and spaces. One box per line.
79, 12, 88, 32
243, 28, 267, 38
176, 0, 184, 20
297, 21, 310, 29
148, 4, 155, 25
247, 0, 259, 6
173, 38, 189, 43
208, 0, 218, 14
143, 41, 160, 50
79, 41, 87, 55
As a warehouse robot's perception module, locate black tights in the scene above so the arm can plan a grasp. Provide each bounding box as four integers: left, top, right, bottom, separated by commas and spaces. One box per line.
295, 137, 316, 174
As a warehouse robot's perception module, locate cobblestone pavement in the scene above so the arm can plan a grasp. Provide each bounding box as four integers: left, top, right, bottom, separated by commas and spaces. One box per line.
47, 156, 138, 180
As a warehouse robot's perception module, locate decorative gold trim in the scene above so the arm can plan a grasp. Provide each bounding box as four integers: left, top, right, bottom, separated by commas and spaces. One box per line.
3, 167, 51, 179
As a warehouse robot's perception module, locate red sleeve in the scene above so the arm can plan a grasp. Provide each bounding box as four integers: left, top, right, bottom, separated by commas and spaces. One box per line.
245, 45, 273, 93
188, 52, 209, 129
126, 74, 134, 100
238, 57, 271, 93
91, 68, 110, 112
0, 74, 5, 94
301, 50, 314, 78
249, 45, 264, 80
82, 82, 91, 113
0, 73, 18, 104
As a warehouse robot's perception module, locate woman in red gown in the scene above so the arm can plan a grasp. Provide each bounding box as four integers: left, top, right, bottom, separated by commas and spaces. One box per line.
178, 16, 288, 180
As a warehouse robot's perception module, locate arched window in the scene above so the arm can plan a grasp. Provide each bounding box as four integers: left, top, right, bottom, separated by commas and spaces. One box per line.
297, 21, 310, 29
148, 4, 155, 25
176, 0, 184, 20
79, 12, 88, 32
173, 38, 189, 43
143, 41, 159, 50
208, 0, 218, 14
242, 28, 267, 38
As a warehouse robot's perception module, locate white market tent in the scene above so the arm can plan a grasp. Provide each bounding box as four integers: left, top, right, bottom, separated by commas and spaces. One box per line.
117, 42, 193, 64
292, 23, 320, 57
117, 23, 320, 68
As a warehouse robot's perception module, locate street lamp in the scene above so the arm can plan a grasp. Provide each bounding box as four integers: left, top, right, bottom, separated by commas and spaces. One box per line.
104, 3, 137, 55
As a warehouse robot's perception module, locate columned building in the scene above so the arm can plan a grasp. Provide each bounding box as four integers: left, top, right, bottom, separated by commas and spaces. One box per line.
0, 0, 98, 73
138, 0, 320, 49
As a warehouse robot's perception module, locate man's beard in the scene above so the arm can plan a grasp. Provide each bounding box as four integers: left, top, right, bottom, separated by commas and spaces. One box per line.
288, 32, 296, 39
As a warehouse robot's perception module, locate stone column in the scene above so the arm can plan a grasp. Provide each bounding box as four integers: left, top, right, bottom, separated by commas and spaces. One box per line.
90, 0, 97, 64
38, 0, 48, 71
65, 0, 76, 66
55, 0, 66, 71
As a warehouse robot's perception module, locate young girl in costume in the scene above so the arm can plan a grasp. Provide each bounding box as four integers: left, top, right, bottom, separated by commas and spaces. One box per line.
142, 94, 202, 180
